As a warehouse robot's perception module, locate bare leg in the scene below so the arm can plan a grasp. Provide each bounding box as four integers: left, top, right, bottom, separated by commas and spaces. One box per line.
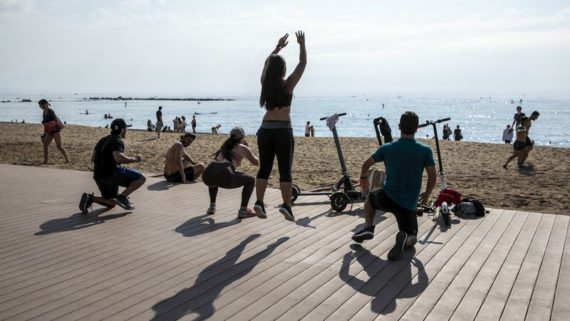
53, 132, 70, 163
503, 151, 520, 168
363, 197, 376, 226
279, 181, 292, 207
256, 178, 268, 202
93, 196, 116, 208
120, 176, 146, 197
42, 134, 55, 164
192, 163, 205, 181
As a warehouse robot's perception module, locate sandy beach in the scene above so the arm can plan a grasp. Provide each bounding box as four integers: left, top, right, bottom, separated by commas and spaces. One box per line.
1, 122, 569, 215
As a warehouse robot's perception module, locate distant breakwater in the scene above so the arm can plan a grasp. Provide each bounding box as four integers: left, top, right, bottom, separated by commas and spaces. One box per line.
86, 96, 234, 101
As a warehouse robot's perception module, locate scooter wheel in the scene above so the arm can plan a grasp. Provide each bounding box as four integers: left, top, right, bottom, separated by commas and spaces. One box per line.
291, 184, 301, 203
330, 192, 349, 212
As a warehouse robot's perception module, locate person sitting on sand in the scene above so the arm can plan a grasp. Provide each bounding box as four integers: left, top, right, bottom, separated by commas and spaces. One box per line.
352, 111, 436, 261
164, 133, 205, 183
211, 124, 221, 135
38, 99, 70, 164
147, 119, 154, 132
79, 118, 146, 213
202, 127, 259, 218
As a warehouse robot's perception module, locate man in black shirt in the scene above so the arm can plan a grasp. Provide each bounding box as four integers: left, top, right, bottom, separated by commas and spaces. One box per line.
79, 118, 146, 213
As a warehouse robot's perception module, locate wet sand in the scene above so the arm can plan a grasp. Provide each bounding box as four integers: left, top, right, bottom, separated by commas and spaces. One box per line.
1, 122, 569, 214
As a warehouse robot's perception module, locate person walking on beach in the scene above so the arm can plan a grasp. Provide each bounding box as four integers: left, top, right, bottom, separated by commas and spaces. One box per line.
511, 106, 526, 129
503, 125, 513, 144
304, 121, 311, 137
518, 111, 540, 167
453, 125, 463, 141
442, 124, 451, 140
191, 116, 197, 134
202, 127, 259, 218
503, 111, 539, 168
352, 111, 436, 261
38, 99, 70, 164
254, 31, 307, 222
164, 133, 205, 183
79, 118, 146, 213
156, 106, 164, 138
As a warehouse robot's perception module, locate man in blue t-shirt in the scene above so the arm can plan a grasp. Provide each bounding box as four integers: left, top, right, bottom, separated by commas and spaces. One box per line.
353, 111, 437, 261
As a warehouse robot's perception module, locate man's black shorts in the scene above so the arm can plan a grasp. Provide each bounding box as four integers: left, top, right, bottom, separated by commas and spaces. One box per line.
368, 189, 415, 217
96, 167, 143, 199
513, 140, 526, 151
164, 166, 195, 183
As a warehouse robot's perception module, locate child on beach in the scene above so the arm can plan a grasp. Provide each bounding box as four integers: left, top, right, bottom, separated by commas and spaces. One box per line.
202, 127, 259, 218
254, 31, 306, 222
38, 99, 70, 164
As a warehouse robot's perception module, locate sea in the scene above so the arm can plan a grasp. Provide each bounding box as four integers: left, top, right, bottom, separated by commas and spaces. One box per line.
1, 93, 569, 148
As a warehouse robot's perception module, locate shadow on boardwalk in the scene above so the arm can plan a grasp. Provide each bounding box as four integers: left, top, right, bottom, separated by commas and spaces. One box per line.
175, 214, 240, 237
35, 209, 130, 235
340, 243, 428, 315
151, 234, 288, 320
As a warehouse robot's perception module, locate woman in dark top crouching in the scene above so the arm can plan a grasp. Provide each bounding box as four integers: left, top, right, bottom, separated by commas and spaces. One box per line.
254, 31, 306, 222
39, 99, 70, 164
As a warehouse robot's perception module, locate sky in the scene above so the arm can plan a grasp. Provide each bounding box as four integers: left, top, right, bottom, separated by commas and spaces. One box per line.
0, 0, 569, 96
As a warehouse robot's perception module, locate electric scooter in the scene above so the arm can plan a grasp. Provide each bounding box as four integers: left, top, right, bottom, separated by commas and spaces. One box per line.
417, 117, 460, 227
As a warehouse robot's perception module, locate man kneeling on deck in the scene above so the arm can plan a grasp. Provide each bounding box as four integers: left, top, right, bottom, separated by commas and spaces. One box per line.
164, 133, 205, 184
79, 118, 146, 213
352, 111, 437, 261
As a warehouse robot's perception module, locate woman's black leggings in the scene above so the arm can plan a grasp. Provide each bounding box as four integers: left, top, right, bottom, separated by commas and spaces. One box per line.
256, 128, 294, 182
202, 162, 254, 207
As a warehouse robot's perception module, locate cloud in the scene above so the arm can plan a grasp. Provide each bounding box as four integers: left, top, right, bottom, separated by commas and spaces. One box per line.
0, 0, 34, 13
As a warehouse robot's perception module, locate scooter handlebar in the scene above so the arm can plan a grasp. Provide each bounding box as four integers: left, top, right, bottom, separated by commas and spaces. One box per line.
436, 117, 451, 123
320, 112, 347, 121
418, 117, 451, 128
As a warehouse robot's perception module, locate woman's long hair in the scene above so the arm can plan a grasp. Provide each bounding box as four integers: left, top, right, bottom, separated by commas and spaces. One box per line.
213, 135, 241, 161
259, 55, 287, 109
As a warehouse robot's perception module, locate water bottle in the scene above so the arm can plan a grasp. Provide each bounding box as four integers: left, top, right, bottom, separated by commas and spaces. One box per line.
441, 201, 451, 227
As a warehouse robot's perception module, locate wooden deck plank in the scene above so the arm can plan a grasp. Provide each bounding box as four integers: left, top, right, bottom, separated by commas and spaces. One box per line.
499, 214, 555, 321
473, 213, 549, 321
0, 164, 569, 321
526, 214, 570, 321
552, 216, 570, 321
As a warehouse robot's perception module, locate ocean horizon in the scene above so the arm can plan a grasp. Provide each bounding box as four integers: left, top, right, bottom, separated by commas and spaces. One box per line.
1, 92, 569, 148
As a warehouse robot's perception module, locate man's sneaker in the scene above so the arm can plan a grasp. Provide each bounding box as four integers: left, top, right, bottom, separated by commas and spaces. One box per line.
388, 231, 408, 261
352, 226, 375, 243
238, 208, 257, 219
279, 203, 295, 222
254, 201, 267, 219
405, 234, 417, 248
113, 194, 134, 210
206, 205, 216, 215
79, 193, 94, 214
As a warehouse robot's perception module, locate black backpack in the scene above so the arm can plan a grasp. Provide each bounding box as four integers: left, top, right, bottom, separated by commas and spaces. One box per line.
455, 197, 487, 217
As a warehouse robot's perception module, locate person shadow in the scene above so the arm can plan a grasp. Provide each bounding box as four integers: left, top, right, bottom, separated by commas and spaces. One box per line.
35, 208, 130, 235
339, 243, 428, 316
150, 234, 288, 320
175, 214, 240, 237
147, 180, 178, 191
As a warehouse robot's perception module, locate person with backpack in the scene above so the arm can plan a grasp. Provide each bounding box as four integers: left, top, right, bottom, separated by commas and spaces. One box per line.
453, 125, 463, 141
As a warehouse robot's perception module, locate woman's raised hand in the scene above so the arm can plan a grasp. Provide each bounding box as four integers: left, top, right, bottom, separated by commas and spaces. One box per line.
277, 33, 289, 49
295, 30, 305, 45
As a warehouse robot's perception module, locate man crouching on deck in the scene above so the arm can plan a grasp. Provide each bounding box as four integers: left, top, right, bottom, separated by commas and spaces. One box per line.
164, 133, 205, 183
352, 111, 437, 261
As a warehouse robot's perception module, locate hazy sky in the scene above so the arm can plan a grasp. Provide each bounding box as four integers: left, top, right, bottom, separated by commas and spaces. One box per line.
1, 0, 569, 96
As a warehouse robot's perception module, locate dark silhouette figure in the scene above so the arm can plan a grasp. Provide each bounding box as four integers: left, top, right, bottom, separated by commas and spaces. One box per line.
151, 235, 288, 320
35, 210, 128, 235
338, 244, 428, 315
175, 214, 240, 237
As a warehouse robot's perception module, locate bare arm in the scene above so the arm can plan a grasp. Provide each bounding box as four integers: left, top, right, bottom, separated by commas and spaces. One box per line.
261, 34, 289, 84
285, 30, 307, 92
112, 151, 141, 164
243, 145, 259, 166
419, 165, 437, 205
359, 157, 377, 190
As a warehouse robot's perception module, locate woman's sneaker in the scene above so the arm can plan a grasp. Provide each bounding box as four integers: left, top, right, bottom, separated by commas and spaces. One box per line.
79, 193, 94, 214
387, 231, 408, 261
238, 208, 257, 219
352, 225, 375, 243
113, 194, 134, 210
279, 203, 295, 222
206, 205, 216, 215
254, 201, 267, 219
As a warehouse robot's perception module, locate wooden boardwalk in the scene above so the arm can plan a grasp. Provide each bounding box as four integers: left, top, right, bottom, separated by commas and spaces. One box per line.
0, 164, 568, 321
